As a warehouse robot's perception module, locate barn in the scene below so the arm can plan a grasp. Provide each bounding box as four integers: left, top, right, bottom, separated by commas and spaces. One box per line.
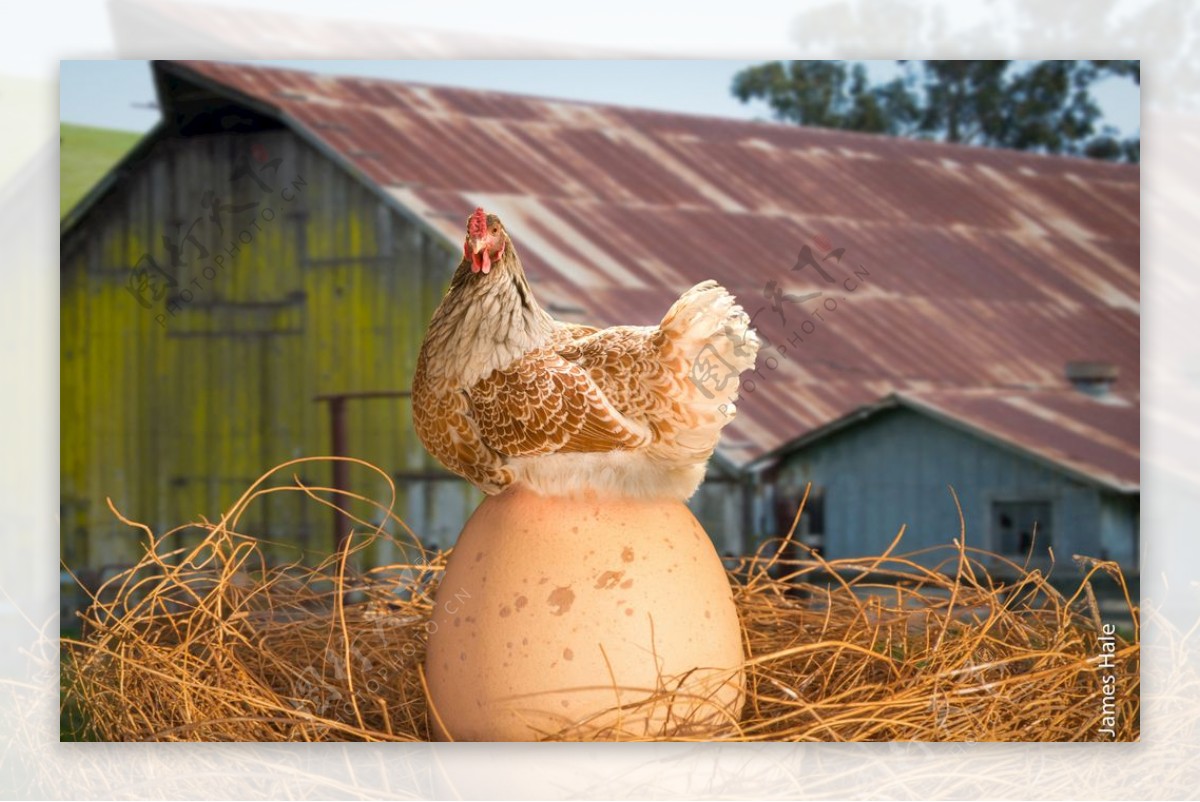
60, 60, 1139, 576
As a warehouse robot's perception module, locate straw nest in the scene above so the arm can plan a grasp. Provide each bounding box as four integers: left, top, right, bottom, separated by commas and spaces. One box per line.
61, 458, 1139, 742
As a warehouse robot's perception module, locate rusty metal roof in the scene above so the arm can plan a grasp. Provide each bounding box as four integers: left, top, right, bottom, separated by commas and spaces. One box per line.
154, 60, 1140, 486
902, 390, 1138, 491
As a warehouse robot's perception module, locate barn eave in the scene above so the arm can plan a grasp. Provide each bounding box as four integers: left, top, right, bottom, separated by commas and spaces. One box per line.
748, 392, 1139, 495
154, 60, 463, 261
61, 61, 466, 266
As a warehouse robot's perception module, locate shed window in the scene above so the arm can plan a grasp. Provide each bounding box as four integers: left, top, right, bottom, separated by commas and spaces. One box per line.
774, 485, 825, 554
991, 500, 1053, 558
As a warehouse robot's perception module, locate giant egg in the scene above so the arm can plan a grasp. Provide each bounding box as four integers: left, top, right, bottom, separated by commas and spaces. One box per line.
424, 486, 745, 740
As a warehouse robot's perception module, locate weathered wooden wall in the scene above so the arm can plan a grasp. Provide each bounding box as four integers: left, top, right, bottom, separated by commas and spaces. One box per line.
61, 128, 479, 569
769, 407, 1139, 569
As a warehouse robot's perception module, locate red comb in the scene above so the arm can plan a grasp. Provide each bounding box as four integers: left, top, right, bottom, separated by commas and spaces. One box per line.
468, 207, 488, 239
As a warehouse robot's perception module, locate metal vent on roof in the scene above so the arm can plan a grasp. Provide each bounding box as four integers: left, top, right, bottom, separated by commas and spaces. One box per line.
1065, 361, 1119, 397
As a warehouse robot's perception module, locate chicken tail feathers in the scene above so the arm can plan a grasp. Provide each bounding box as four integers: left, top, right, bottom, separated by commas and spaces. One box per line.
657, 281, 760, 467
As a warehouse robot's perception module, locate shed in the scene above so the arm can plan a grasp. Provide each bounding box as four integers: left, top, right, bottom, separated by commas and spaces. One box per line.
61, 60, 1139, 571
759, 389, 1138, 570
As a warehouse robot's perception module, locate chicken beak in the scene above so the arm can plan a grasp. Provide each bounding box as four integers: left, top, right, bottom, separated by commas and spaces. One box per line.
471, 238, 487, 255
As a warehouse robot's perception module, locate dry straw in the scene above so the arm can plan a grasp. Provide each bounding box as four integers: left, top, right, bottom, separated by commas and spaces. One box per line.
61, 458, 1139, 742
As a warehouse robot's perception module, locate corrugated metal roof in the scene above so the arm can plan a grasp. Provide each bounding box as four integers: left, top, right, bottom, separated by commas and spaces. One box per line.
153, 60, 1140, 484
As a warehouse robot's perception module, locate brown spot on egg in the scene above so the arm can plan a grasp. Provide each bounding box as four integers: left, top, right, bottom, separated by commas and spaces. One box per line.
538, 576, 549, 585
454, 618, 461, 628
515, 595, 528, 609
705, 610, 712, 619
522, 637, 529, 646
594, 570, 624, 590
624, 608, 634, 616
500, 605, 511, 618
547, 586, 575, 616
561, 700, 570, 708
572, 526, 579, 534
563, 648, 574, 661
475, 551, 484, 562
459, 651, 467, 661
621, 546, 634, 563
620, 579, 633, 589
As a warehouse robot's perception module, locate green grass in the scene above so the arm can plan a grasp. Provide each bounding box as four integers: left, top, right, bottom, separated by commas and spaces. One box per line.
60, 123, 142, 218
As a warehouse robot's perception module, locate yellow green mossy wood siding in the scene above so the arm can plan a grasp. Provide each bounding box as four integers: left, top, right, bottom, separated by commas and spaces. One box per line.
61, 128, 479, 569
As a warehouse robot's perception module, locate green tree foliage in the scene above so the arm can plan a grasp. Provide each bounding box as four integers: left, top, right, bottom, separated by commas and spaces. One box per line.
732, 60, 1139, 163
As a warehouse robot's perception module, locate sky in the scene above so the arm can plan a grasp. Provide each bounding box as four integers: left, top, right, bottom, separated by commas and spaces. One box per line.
60, 59, 1141, 140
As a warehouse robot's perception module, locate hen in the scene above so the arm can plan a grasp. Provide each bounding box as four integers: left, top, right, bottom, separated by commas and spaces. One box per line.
412, 208, 759, 500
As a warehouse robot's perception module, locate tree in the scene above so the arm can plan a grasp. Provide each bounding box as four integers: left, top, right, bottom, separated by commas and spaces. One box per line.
732, 60, 1140, 163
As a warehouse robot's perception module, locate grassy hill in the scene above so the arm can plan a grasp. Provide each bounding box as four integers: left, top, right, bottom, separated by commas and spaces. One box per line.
60, 123, 143, 218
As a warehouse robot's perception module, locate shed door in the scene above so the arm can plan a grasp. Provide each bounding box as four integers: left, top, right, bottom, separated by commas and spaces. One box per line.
991, 500, 1053, 559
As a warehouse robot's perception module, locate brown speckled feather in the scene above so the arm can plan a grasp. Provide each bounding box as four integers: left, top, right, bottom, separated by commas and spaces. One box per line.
469, 347, 649, 457
555, 327, 684, 440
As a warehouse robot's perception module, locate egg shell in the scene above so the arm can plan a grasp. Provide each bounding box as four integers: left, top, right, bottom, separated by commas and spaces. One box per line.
424, 485, 745, 741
